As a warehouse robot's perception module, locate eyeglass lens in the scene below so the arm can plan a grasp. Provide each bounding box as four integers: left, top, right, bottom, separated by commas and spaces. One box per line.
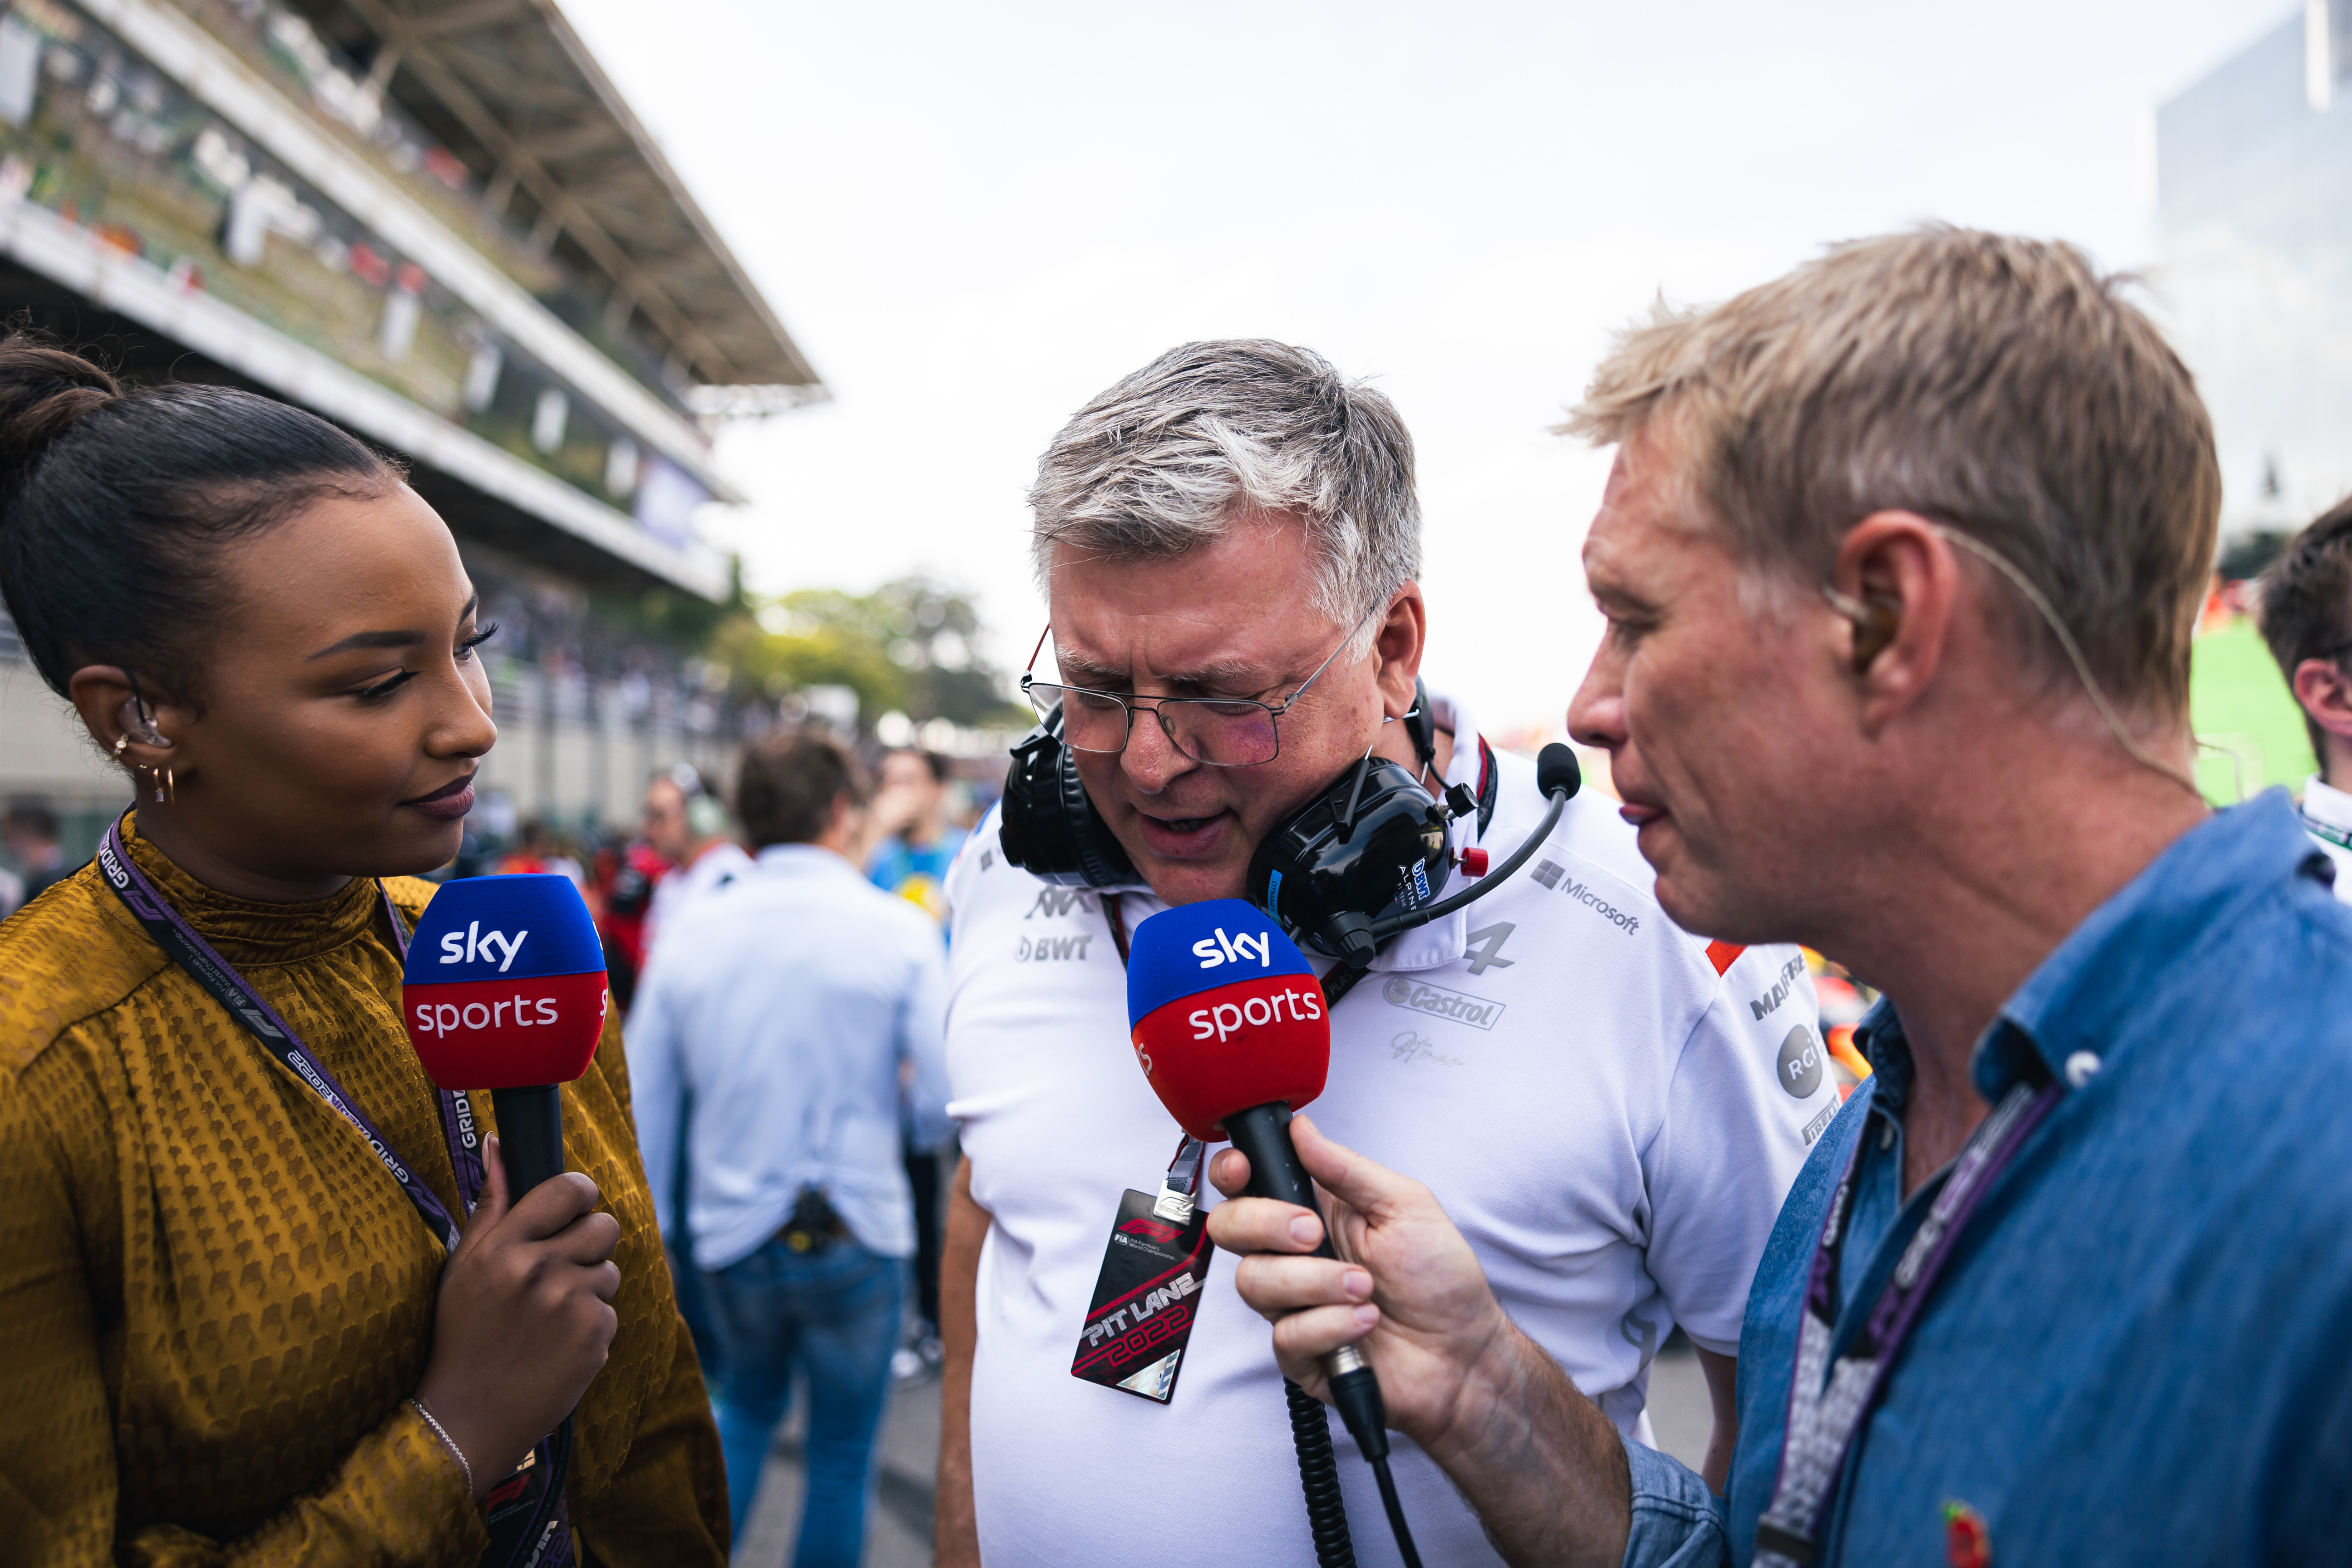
1026, 685, 1280, 766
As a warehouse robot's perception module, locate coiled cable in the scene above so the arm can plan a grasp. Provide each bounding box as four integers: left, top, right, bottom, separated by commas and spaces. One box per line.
1285, 1376, 1357, 1567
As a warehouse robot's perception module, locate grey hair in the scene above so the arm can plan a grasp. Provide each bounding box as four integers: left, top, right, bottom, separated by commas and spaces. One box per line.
1028, 340, 1421, 639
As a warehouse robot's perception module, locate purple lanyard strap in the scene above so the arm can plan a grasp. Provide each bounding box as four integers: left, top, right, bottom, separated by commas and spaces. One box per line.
1752, 1075, 2061, 1568
95, 816, 573, 1568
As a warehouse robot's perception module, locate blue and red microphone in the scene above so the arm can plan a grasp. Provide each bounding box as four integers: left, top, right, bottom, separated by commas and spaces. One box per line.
1126, 900, 1423, 1567
1124, 901, 1329, 1146
401, 874, 609, 1194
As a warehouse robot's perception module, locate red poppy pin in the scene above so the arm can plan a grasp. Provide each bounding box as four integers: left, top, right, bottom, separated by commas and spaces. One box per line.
1942, 1499, 1991, 1568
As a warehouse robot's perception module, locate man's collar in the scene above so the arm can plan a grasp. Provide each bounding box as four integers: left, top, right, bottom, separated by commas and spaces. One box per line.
755, 842, 859, 876
1852, 997, 1916, 1114
1972, 790, 2327, 1097
2302, 774, 2352, 838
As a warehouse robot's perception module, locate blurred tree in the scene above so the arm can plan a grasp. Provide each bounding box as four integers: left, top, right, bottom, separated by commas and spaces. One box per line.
713, 575, 1026, 730
592, 556, 751, 652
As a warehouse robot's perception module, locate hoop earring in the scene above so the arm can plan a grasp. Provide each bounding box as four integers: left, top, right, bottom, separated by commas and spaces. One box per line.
146, 764, 175, 805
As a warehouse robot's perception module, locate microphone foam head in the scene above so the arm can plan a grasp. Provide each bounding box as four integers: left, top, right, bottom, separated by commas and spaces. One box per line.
1126, 899, 1330, 1142
401, 874, 609, 1089
1536, 743, 1582, 801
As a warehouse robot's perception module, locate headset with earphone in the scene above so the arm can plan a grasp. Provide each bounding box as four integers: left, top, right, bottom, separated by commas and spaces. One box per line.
667, 761, 730, 840
999, 677, 1581, 969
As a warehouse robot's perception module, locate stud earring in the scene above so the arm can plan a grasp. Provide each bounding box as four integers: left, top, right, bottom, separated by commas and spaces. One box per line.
113, 733, 131, 760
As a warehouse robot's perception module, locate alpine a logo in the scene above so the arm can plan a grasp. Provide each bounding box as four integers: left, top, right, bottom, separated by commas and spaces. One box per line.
1381, 976, 1505, 1031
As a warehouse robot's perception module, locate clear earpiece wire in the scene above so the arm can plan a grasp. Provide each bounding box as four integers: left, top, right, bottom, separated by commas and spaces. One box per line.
1834, 526, 2207, 799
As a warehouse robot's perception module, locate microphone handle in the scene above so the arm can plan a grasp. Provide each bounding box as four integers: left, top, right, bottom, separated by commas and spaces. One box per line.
1226, 1101, 1327, 1239
491, 1084, 566, 1194
1225, 1101, 1392, 1456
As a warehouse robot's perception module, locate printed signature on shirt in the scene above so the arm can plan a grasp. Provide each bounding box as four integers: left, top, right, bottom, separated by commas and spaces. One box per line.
1389, 1030, 1465, 1069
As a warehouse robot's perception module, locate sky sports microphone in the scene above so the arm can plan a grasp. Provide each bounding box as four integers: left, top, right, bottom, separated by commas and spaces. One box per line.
1127, 899, 1423, 1568
401, 874, 609, 1195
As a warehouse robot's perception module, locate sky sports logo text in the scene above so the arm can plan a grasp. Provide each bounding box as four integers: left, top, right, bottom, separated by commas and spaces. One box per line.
1191, 927, 1274, 968
437, 920, 529, 972
1381, 976, 1505, 1031
1530, 862, 1641, 934
1189, 986, 1323, 1041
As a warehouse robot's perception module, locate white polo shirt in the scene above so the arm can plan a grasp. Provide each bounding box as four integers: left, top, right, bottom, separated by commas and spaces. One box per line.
944, 697, 1836, 1568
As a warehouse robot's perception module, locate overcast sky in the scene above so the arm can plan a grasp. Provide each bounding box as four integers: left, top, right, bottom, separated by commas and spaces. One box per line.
566, 0, 2283, 735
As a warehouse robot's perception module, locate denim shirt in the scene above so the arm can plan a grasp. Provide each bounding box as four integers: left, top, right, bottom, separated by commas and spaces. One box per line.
1621, 791, 2352, 1566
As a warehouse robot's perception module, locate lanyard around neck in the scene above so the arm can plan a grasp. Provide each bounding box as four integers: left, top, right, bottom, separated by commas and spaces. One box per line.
97, 817, 483, 1249
1752, 1075, 2060, 1567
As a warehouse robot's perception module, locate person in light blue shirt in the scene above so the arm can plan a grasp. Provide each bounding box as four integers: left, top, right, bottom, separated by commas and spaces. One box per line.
1202, 230, 2352, 1567
628, 730, 950, 1564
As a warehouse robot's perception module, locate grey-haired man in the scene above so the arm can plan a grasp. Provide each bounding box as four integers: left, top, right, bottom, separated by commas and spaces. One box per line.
935, 341, 1833, 1565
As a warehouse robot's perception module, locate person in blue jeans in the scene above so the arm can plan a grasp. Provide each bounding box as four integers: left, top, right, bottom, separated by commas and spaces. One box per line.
703, 1222, 907, 1555
628, 731, 951, 1563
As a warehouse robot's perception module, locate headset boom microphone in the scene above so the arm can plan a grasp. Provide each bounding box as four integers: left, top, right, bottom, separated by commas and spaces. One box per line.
401, 873, 610, 1194
1126, 899, 1422, 1567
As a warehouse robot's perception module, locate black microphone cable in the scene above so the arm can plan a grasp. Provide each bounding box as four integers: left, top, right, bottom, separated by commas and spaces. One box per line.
1326, 1356, 1425, 1568
1236, 1105, 1424, 1568
1285, 1377, 1357, 1568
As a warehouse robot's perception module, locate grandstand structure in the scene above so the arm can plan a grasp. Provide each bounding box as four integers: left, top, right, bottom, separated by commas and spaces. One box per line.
0, 0, 819, 859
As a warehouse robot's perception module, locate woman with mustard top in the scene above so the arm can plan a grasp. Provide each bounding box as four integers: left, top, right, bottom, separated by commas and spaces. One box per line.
0, 339, 728, 1565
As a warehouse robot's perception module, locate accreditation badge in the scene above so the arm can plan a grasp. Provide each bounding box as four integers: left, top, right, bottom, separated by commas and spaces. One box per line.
1070, 1141, 1214, 1404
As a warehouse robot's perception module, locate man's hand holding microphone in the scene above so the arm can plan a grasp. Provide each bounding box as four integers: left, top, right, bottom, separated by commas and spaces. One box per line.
1205, 1116, 1639, 1568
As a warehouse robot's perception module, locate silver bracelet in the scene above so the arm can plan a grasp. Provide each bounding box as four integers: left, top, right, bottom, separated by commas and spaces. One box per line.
409, 1396, 475, 1499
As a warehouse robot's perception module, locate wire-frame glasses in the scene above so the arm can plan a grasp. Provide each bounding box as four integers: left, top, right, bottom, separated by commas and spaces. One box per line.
1020, 610, 1373, 768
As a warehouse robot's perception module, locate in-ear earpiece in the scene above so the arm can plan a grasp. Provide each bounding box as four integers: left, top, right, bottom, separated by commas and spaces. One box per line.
1823, 585, 1901, 674
115, 696, 168, 749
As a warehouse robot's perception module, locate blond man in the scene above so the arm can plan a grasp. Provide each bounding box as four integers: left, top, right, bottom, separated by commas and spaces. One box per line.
1207, 230, 2352, 1567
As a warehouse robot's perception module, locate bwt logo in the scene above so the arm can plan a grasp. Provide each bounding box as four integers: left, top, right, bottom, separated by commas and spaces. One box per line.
438, 919, 528, 972
1017, 934, 1093, 962
1192, 927, 1273, 969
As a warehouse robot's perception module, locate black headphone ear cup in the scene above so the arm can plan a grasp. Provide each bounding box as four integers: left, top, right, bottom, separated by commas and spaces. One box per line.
996, 709, 1139, 888
1055, 729, 1138, 887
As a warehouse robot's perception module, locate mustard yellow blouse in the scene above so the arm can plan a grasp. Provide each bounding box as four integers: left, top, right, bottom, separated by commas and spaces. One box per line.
0, 816, 727, 1565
